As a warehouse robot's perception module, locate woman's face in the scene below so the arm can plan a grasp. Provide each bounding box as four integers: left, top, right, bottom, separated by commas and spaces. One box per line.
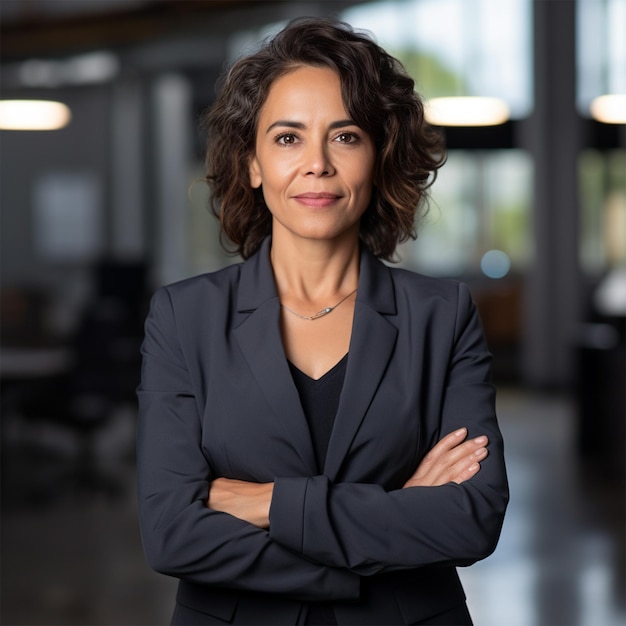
249, 65, 376, 245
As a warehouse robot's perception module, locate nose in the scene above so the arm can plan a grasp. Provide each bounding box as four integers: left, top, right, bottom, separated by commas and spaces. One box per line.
301, 141, 335, 177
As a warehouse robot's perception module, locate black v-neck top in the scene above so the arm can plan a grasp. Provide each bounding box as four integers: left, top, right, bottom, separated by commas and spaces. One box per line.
288, 353, 348, 472
288, 354, 347, 626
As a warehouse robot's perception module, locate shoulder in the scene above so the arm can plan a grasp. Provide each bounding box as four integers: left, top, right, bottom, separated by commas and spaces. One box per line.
147, 262, 244, 327
387, 264, 469, 302
384, 265, 477, 334
156, 262, 242, 302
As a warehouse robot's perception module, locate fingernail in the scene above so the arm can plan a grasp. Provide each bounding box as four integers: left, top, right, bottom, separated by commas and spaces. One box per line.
474, 436, 487, 445
456, 428, 467, 437
469, 463, 479, 471
475, 447, 487, 457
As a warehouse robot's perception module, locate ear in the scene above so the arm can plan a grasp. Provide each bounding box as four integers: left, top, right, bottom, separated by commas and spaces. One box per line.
249, 155, 262, 189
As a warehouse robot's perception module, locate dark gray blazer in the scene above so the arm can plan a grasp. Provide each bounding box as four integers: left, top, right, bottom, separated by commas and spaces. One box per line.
137, 237, 509, 625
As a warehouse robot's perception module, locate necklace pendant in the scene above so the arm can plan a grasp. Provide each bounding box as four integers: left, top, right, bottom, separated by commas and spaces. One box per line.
310, 307, 333, 320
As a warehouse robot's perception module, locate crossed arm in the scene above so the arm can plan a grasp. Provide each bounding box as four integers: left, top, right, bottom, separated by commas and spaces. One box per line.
139, 282, 507, 585
208, 426, 489, 528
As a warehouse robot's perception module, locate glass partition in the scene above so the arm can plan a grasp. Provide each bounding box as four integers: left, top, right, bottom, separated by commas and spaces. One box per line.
577, 0, 626, 117
342, 0, 532, 118
396, 150, 533, 277
579, 150, 626, 274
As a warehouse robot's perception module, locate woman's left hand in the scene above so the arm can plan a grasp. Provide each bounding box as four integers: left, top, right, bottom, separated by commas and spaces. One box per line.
207, 478, 274, 529
403, 427, 488, 488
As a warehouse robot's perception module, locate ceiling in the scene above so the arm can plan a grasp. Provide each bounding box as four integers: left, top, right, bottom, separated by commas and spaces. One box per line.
0, 0, 293, 62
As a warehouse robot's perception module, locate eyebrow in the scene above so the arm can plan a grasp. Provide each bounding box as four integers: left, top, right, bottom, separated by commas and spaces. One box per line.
265, 119, 357, 134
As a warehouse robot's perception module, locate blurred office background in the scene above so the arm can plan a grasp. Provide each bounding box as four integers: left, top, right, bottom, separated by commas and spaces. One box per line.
1, 0, 624, 624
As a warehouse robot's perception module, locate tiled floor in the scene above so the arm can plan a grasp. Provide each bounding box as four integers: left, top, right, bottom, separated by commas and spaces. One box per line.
1, 389, 624, 625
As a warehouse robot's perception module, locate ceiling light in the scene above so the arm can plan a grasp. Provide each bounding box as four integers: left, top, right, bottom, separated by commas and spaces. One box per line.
425, 96, 510, 127
0, 100, 71, 131
590, 94, 626, 124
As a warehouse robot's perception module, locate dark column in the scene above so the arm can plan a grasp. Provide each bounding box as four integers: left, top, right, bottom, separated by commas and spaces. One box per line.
519, 0, 583, 388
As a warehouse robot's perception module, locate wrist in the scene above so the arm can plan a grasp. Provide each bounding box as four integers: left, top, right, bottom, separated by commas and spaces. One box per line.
256, 482, 273, 528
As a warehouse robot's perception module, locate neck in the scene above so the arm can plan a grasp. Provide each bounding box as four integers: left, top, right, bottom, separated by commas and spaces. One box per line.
270, 230, 360, 302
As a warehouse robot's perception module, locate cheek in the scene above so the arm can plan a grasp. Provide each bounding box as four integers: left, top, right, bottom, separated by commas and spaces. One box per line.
259, 175, 288, 215
352, 171, 375, 206
346, 153, 376, 191
260, 162, 295, 194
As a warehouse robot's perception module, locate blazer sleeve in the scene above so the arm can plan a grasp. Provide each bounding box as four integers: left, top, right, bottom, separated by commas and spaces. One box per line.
136, 287, 359, 600
269, 282, 509, 576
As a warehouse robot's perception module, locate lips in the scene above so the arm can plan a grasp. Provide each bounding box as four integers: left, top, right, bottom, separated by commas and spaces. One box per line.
293, 192, 342, 208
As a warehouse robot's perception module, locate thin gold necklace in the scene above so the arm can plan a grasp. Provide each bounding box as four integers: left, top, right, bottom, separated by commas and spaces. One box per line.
280, 288, 357, 321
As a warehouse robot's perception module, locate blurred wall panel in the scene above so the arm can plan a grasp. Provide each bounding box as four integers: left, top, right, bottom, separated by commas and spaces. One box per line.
111, 79, 145, 261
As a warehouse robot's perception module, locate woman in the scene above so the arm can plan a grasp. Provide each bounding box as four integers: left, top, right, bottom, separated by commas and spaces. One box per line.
137, 17, 508, 626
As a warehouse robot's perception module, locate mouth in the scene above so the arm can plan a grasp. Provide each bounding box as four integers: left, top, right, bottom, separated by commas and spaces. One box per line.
293, 192, 342, 208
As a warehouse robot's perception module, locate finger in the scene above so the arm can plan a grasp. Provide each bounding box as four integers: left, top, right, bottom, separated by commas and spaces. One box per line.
430, 440, 488, 482
405, 438, 489, 487
433, 427, 468, 453
435, 444, 488, 484
415, 435, 489, 486
417, 432, 488, 476
449, 447, 489, 484
419, 428, 468, 466
442, 435, 488, 466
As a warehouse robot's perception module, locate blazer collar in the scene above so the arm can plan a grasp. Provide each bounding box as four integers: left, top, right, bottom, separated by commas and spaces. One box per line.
236, 237, 278, 314
236, 236, 397, 317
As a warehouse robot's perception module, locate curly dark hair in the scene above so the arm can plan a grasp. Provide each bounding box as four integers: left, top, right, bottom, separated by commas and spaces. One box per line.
202, 17, 445, 260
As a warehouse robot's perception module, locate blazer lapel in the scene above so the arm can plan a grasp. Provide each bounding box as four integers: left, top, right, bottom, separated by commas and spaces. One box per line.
324, 248, 398, 480
232, 239, 317, 473
232, 239, 398, 479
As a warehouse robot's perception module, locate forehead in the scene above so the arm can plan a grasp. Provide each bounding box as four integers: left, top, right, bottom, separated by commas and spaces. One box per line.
259, 66, 346, 119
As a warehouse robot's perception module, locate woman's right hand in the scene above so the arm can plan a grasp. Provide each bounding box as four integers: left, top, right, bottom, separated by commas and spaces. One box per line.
403, 427, 488, 488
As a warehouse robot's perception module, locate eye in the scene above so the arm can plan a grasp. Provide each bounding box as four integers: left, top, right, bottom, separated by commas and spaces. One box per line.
335, 132, 360, 144
275, 133, 299, 145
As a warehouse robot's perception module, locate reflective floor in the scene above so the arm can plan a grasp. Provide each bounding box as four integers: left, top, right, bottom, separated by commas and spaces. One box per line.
2, 388, 624, 625
459, 389, 625, 626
